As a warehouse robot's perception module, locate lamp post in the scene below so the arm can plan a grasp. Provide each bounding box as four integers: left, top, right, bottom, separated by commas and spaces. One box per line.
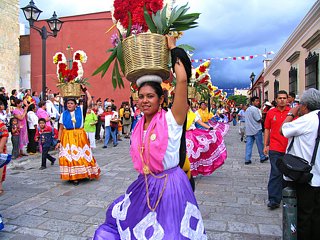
249, 72, 256, 96
21, 0, 63, 101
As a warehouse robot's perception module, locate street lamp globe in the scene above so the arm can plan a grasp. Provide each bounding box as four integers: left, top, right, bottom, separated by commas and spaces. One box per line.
47, 11, 63, 37
250, 72, 256, 83
21, 0, 42, 27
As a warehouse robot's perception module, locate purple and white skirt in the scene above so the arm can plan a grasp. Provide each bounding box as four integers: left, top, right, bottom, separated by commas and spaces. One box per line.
93, 166, 207, 240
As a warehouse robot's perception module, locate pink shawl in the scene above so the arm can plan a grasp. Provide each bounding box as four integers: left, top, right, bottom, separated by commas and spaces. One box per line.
130, 109, 168, 174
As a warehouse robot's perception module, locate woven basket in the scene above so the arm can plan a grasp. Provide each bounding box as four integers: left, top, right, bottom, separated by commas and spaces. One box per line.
122, 33, 170, 82
187, 86, 196, 99
58, 83, 82, 98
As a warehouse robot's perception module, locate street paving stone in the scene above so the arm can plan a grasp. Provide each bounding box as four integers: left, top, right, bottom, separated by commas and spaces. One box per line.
0, 125, 282, 239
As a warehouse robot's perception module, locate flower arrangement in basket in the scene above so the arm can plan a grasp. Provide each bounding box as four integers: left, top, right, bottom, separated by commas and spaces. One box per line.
93, 0, 200, 89
188, 60, 218, 100
53, 46, 89, 97
130, 82, 139, 100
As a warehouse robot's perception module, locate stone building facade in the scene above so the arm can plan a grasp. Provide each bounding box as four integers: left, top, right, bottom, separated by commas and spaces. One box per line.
0, 0, 20, 92
263, 1, 320, 101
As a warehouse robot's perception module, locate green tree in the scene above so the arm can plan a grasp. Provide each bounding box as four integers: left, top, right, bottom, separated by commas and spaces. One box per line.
228, 95, 248, 105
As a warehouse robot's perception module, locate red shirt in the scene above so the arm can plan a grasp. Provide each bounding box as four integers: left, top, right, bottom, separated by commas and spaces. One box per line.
264, 106, 290, 153
35, 125, 58, 141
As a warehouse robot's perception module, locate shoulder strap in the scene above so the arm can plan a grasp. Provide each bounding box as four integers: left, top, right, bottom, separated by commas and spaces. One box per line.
287, 137, 295, 153
310, 111, 320, 166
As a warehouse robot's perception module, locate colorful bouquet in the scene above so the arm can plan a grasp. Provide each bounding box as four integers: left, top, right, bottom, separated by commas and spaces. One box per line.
189, 60, 218, 100
53, 49, 89, 86
93, 0, 200, 88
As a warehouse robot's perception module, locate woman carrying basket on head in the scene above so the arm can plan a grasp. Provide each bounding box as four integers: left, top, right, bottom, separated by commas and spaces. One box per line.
94, 36, 207, 240
56, 87, 100, 185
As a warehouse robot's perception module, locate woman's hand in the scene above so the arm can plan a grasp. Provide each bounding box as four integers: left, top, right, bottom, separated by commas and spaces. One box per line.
80, 84, 87, 93
55, 142, 61, 150
166, 35, 176, 50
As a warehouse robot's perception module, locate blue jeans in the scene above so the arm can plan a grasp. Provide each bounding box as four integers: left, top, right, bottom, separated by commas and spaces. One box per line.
245, 130, 266, 162
232, 117, 237, 126
104, 126, 117, 146
268, 150, 284, 204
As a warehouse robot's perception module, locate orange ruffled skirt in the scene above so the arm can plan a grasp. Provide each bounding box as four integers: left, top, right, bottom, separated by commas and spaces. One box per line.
59, 128, 100, 181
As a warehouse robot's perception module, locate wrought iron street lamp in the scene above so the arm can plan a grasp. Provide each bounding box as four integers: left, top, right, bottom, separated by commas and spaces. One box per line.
249, 72, 255, 96
21, 0, 63, 101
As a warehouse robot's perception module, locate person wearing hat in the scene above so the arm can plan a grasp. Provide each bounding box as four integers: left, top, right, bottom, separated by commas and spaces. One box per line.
94, 36, 206, 239
56, 87, 100, 185
262, 101, 273, 132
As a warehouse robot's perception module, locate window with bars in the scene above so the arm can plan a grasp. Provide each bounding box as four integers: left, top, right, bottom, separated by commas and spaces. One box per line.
305, 52, 319, 90
274, 79, 279, 99
264, 91, 268, 101
289, 67, 298, 95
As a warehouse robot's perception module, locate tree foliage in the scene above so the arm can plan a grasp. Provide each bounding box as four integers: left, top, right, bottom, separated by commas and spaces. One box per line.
228, 95, 248, 105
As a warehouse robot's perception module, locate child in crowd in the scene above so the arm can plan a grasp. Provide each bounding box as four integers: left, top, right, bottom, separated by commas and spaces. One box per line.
35, 118, 57, 170
84, 106, 98, 149
10, 118, 20, 159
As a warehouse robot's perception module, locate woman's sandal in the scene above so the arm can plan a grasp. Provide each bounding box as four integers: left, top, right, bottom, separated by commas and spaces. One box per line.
0, 189, 4, 195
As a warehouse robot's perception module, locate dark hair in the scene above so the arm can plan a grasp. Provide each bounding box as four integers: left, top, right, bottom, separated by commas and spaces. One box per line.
289, 92, 295, 98
66, 98, 77, 104
0, 101, 3, 106
250, 96, 259, 103
32, 91, 36, 96
27, 104, 35, 112
38, 118, 46, 124
138, 81, 164, 99
199, 101, 206, 106
276, 90, 288, 98
38, 100, 46, 108
11, 89, 17, 95
15, 99, 22, 105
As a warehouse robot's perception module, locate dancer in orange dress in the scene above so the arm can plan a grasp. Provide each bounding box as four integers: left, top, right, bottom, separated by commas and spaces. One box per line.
56, 87, 100, 185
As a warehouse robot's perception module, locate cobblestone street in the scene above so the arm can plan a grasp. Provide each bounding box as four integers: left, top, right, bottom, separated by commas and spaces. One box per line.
0, 125, 282, 240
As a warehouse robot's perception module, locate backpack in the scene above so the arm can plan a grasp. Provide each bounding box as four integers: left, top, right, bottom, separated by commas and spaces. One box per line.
123, 110, 131, 120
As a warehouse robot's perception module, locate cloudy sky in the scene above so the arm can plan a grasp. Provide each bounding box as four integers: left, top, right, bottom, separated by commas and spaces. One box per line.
20, 0, 317, 90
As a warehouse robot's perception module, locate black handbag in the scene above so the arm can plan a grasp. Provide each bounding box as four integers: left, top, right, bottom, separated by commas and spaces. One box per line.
276, 111, 320, 183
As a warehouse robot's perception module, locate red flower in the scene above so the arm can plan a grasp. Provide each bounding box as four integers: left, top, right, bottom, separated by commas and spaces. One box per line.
113, 0, 163, 32
57, 54, 62, 62
75, 53, 81, 61
195, 72, 199, 79
58, 62, 78, 82
199, 65, 206, 73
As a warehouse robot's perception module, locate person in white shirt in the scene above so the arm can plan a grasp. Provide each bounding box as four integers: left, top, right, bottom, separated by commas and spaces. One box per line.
95, 99, 104, 140
0, 101, 11, 127
281, 88, 320, 240
103, 106, 119, 148
27, 104, 38, 154
46, 94, 60, 129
